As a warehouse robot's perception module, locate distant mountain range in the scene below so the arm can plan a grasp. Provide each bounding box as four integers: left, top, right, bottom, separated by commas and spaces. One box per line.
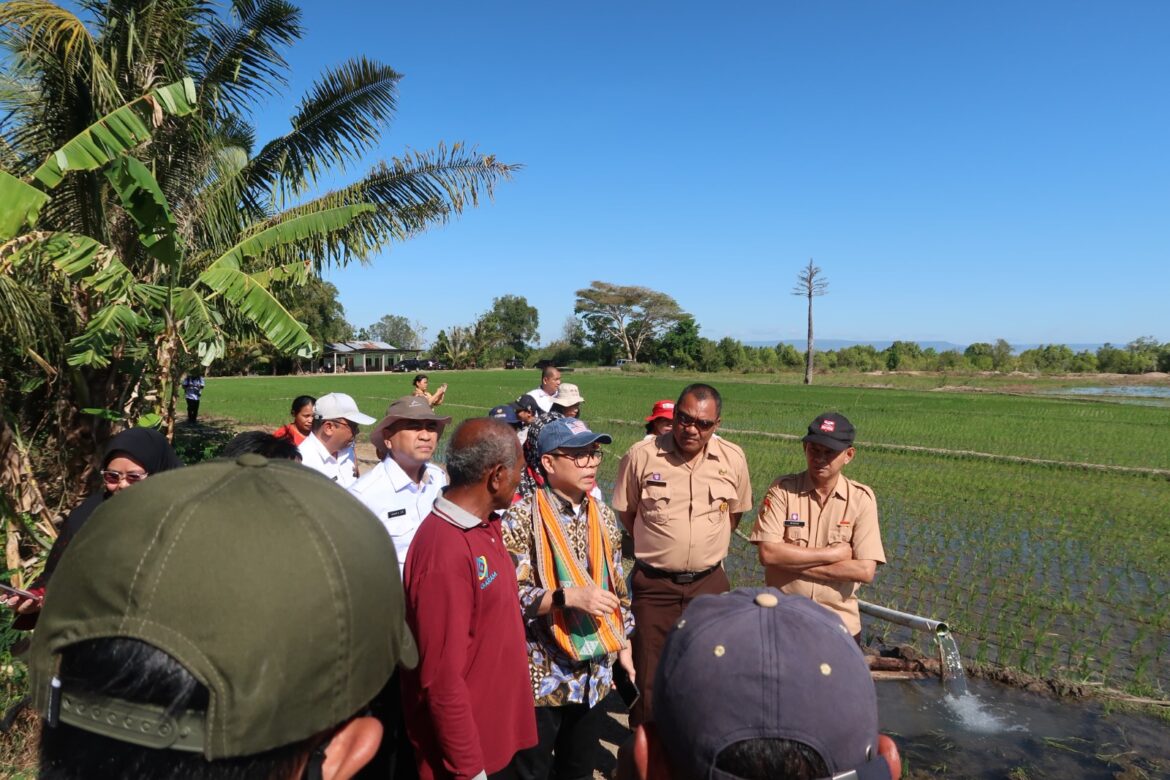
744, 339, 1107, 354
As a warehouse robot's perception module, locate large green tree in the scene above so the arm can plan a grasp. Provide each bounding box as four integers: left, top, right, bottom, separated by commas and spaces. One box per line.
573, 281, 686, 362
486, 294, 539, 357
0, 0, 516, 548
363, 314, 418, 349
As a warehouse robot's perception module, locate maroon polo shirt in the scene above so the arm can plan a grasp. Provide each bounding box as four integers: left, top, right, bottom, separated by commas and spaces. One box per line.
401, 496, 536, 780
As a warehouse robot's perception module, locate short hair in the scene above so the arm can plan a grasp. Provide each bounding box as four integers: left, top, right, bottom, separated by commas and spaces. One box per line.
712, 738, 829, 780
678, 383, 722, 416
290, 395, 316, 415
542, 365, 560, 380
222, 431, 301, 461
413, 373, 428, 387
446, 420, 519, 487
39, 637, 308, 779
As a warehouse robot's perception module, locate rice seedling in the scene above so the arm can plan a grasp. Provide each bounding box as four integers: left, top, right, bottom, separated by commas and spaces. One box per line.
201, 370, 1170, 696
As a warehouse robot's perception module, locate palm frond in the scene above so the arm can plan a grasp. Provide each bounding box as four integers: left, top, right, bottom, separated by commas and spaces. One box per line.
244, 57, 400, 204
196, 0, 301, 117
0, 0, 121, 107
66, 302, 145, 367
241, 143, 520, 271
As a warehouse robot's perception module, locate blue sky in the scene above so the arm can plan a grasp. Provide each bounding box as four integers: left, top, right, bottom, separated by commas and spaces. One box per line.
265, 1, 1167, 348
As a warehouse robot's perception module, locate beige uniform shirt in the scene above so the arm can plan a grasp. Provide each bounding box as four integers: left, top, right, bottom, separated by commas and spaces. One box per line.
613, 434, 752, 573
751, 472, 885, 634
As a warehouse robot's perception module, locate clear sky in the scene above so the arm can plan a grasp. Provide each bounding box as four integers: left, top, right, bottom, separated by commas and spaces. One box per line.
265, 1, 1168, 348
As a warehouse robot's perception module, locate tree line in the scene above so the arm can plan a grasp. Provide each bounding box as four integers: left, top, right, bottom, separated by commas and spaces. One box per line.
277, 276, 1167, 376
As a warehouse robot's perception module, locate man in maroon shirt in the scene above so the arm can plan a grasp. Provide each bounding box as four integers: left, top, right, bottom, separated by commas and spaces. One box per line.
402, 418, 537, 780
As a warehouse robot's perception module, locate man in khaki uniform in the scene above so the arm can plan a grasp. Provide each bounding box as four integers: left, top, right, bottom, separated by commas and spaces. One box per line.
612, 383, 752, 727
751, 412, 886, 643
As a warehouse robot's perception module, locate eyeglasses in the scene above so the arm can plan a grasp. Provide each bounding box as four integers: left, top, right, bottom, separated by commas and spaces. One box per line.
101, 469, 148, 486
330, 419, 359, 435
675, 410, 719, 432
553, 449, 605, 467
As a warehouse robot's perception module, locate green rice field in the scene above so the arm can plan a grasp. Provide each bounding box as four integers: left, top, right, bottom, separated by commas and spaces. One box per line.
205, 369, 1170, 699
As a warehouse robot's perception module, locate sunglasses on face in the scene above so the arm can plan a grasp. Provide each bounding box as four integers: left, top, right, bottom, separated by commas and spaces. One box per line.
675, 410, 718, 431
399, 420, 441, 432
101, 469, 148, 486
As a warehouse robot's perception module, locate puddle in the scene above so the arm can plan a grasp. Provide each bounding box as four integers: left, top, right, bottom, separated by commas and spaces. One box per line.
1045, 385, 1170, 402
878, 678, 1170, 778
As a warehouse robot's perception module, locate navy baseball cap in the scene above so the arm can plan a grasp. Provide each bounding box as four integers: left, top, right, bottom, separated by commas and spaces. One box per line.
514, 394, 541, 415
654, 588, 889, 780
802, 412, 856, 452
537, 417, 612, 457
488, 404, 520, 425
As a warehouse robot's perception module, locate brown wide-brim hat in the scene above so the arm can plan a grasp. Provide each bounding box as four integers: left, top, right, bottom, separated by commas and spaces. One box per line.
371, 395, 452, 456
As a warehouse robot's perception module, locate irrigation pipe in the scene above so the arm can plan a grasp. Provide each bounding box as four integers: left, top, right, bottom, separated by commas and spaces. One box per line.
858, 601, 949, 635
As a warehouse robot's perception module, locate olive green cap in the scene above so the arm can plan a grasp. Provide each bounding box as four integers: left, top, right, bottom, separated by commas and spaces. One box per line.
30, 454, 416, 759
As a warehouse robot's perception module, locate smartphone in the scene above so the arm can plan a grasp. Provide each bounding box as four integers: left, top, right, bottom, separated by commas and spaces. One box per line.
0, 581, 40, 603
612, 662, 640, 710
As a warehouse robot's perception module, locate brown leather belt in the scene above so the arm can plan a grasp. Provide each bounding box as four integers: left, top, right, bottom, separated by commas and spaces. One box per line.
636, 560, 720, 585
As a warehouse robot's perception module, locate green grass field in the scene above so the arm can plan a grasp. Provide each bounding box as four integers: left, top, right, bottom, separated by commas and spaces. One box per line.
203, 368, 1170, 697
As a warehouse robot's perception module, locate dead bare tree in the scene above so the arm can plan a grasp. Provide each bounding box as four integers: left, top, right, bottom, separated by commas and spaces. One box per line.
792, 259, 828, 384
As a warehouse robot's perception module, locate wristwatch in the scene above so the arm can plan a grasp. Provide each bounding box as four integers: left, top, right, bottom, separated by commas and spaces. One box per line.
552, 588, 566, 608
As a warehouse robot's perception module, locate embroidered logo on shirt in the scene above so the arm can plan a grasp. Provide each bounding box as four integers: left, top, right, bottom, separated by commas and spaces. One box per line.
476, 555, 498, 589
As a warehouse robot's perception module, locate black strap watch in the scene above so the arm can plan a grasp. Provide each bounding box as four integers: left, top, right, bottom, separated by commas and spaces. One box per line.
552, 588, 566, 608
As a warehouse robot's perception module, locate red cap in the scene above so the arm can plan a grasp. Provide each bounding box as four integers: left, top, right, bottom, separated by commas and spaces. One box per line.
645, 400, 675, 422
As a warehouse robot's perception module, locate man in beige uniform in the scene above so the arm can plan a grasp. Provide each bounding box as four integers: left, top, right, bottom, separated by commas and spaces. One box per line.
613, 383, 752, 726
751, 412, 886, 643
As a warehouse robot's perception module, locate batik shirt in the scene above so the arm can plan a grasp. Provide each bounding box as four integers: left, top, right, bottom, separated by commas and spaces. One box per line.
501, 491, 635, 708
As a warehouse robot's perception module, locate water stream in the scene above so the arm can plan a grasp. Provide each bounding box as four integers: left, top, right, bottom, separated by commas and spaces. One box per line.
877, 678, 1170, 778
934, 629, 968, 698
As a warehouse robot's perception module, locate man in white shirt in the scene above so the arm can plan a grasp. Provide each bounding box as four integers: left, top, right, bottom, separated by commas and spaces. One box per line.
527, 365, 562, 413
297, 392, 376, 488
350, 396, 451, 577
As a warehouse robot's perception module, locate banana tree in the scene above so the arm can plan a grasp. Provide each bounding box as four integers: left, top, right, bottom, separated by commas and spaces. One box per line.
2, 87, 374, 435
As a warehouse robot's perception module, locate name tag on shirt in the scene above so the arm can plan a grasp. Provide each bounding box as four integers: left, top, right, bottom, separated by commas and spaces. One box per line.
645, 479, 667, 487
387, 509, 406, 519
784, 513, 804, 527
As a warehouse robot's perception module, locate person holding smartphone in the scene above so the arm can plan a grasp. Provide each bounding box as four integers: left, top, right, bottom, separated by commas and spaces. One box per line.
411, 374, 447, 408
1, 427, 183, 626
501, 417, 635, 780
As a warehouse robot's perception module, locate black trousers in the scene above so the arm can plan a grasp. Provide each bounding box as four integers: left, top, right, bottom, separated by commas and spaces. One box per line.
356, 672, 417, 780
512, 703, 604, 780
186, 398, 200, 423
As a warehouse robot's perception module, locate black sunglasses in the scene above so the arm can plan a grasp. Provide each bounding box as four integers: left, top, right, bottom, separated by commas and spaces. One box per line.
675, 410, 718, 432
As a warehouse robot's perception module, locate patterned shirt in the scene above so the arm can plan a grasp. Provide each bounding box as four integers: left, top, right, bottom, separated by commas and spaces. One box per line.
501, 491, 635, 708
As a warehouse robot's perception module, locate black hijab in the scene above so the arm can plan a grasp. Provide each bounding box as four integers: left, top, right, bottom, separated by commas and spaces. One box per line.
33, 428, 183, 589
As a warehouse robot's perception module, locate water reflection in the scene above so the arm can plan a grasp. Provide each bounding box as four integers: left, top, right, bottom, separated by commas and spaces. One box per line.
878, 678, 1170, 778
1046, 385, 1170, 400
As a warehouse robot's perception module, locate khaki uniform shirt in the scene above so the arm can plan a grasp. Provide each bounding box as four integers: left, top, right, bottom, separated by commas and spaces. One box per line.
750, 472, 885, 635
613, 434, 752, 573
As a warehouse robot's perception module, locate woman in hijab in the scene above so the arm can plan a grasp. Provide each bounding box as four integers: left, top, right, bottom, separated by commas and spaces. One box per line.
3, 427, 183, 627
516, 410, 565, 500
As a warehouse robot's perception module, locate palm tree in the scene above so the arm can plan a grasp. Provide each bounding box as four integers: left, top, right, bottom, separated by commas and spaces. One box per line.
0, 0, 517, 546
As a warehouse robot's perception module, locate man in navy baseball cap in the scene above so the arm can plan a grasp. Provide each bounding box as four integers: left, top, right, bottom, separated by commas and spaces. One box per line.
618, 588, 900, 780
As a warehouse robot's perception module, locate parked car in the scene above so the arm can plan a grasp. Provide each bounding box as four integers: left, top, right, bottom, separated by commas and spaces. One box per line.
392, 358, 424, 372
504, 357, 522, 369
